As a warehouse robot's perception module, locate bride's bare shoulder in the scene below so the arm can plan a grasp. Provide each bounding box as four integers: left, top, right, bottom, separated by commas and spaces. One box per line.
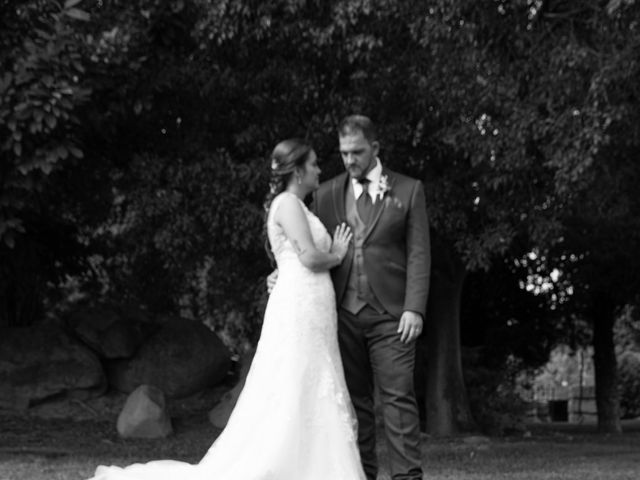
271, 192, 305, 218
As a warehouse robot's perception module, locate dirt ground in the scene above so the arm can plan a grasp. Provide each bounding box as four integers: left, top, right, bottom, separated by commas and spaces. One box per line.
0, 387, 228, 462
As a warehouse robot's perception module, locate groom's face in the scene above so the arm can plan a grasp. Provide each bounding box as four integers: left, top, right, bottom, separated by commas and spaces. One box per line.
339, 130, 379, 181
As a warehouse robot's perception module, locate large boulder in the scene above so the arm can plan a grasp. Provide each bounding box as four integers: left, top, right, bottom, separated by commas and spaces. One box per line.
107, 318, 232, 398
209, 347, 255, 428
66, 305, 156, 359
117, 384, 172, 438
0, 325, 106, 409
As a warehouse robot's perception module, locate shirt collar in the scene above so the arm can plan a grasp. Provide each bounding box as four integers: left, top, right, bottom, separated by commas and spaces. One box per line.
352, 158, 383, 199
352, 157, 382, 186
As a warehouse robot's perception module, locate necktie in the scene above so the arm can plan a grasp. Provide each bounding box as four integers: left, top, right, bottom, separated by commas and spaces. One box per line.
357, 178, 373, 224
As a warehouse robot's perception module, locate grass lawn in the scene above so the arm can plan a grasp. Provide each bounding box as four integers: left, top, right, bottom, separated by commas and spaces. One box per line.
413, 425, 640, 480
1, 411, 639, 480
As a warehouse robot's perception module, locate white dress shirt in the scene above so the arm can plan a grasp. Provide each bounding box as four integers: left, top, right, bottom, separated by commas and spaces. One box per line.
351, 158, 383, 204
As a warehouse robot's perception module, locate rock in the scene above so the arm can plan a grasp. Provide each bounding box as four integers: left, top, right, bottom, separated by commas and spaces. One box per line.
107, 317, 232, 398
208, 347, 255, 428
28, 390, 127, 421
117, 385, 172, 438
66, 305, 155, 359
0, 325, 106, 408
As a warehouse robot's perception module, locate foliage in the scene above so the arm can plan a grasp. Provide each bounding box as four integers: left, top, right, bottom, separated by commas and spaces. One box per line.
535, 0, 640, 430
1, 0, 639, 433
511, 0, 640, 304
616, 307, 640, 419
0, 0, 91, 248
92, 151, 268, 346
0, 0, 624, 314
617, 351, 640, 419
615, 306, 640, 353
461, 256, 570, 369
463, 349, 530, 436
189, 1, 567, 273
0, 0, 93, 326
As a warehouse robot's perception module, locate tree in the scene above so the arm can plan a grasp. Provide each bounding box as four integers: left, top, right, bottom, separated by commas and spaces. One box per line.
191, 0, 580, 435
0, 0, 92, 325
4, 0, 638, 436
482, 0, 640, 432
531, 0, 640, 433
65, 0, 271, 345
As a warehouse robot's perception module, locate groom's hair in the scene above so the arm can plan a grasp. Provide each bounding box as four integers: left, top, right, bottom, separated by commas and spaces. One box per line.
338, 115, 377, 144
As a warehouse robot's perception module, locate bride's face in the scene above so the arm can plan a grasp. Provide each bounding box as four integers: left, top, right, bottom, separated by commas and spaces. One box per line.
299, 150, 321, 192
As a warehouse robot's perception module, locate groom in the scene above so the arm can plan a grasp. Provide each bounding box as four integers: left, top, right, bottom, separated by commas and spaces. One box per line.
311, 115, 430, 480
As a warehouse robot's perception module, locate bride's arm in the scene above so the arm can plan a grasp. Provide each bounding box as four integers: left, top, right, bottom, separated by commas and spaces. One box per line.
275, 195, 349, 272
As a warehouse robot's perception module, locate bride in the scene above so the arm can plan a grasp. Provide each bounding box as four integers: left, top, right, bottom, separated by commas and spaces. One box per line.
89, 138, 366, 480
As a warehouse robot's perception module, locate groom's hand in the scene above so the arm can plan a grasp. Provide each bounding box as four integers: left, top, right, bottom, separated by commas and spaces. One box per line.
398, 311, 423, 343
266, 269, 278, 294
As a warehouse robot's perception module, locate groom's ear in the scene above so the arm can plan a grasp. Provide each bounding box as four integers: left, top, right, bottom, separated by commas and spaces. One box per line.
371, 140, 380, 157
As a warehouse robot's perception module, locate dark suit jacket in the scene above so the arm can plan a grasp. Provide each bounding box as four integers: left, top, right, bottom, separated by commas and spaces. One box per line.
311, 168, 431, 319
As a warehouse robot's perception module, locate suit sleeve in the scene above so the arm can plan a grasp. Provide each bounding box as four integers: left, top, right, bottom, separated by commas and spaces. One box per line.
403, 181, 431, 317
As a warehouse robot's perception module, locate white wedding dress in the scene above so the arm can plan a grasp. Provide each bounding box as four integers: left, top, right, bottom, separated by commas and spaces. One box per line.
89, 191, 366, 480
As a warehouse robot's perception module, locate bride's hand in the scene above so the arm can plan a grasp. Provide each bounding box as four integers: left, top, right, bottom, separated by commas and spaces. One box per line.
331, 223, 352, 262
266, 269, 278, 294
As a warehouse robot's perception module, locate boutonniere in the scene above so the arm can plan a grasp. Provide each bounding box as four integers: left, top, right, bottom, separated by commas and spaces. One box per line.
375, 174, 391, 202
377, 174, 404, 209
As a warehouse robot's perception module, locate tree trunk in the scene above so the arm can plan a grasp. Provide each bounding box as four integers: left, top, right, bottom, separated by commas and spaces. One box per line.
591, 292, 622, 433
424, 244, 476, 435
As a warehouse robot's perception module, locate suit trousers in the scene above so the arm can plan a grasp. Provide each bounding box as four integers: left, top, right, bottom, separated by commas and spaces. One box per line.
338, 305, 423, 480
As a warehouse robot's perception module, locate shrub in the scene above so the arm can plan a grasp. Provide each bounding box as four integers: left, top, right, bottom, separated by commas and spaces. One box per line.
464, 350, 530, 436
618, 351, 640, 419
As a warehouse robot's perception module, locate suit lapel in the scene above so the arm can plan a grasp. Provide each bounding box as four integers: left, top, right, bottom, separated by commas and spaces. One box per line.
331, 173, 348, 222
363, 168, 396, 241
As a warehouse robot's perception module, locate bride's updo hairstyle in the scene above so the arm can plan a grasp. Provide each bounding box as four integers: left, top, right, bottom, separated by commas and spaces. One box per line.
263, 138, 313, 264
263, 138, 313, 214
